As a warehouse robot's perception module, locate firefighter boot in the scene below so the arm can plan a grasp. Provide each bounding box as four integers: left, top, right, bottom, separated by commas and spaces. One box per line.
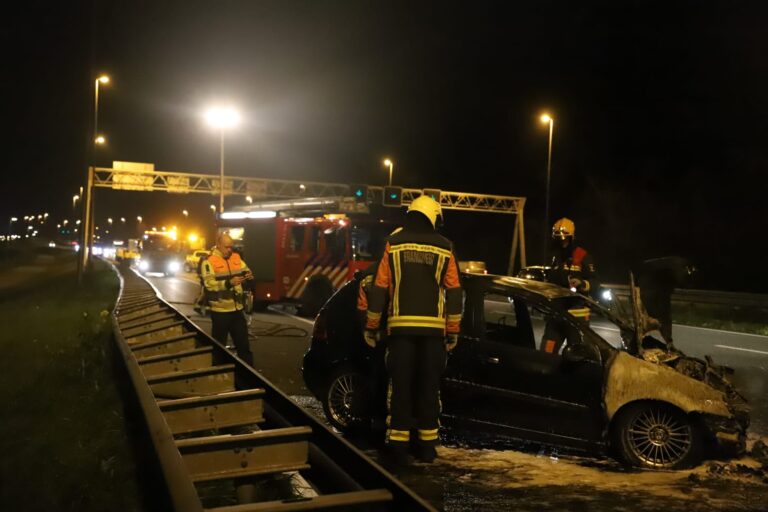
382, 442, 411, 467
413, 442, 437, 463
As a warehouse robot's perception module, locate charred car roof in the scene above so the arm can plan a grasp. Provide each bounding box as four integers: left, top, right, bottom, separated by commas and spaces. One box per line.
461, 272, 580, 301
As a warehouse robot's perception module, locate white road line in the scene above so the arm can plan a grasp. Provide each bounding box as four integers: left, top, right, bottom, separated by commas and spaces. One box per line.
714, 344, 768, 356
675, 324, 768, 339
268, 306, 315, 327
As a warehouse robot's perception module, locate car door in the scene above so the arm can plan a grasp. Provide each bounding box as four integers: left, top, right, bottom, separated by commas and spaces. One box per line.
444, 291, 605, 445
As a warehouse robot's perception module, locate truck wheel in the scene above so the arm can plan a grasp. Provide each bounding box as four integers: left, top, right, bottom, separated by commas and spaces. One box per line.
613, 402, 702, 469
322, 366, 371, 433
299, 275, 334, 318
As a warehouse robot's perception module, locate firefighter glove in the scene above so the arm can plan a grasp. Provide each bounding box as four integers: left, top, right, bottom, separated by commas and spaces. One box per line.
363, 329, 380, 348
445, 333, 459, 352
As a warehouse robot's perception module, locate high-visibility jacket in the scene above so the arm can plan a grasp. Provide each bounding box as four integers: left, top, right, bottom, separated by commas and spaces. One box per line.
366, 229, 462, 337
548, 244, 598, 321
201, 249, 251, 313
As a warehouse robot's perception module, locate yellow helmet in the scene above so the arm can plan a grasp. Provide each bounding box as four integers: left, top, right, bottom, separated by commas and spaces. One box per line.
407, 195, 443, 228
552, 217, 575, 240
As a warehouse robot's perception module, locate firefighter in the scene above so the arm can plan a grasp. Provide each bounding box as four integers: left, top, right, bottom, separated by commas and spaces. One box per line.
202, 233, 254, 365
365, 196, 462, 465
541, 217, 599, 353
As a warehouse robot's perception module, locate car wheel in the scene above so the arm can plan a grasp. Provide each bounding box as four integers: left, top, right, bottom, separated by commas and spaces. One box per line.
613, 402, 702, 469
322, 366, 370, 433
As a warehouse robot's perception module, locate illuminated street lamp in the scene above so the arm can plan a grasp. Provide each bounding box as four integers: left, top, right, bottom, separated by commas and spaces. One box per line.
245, 196, 253, 204
204, 106, 241, 213
210, 204, 217, 214
136, 216, 143, 223
120, 217, 126, 223
94, 135, 106, 145
540, 112, 555, 261
7, 216, 17, 240
107, 217, 113, 225
94, 75, 110, 152
383, 158, 394, 186
182, 210, 189, 218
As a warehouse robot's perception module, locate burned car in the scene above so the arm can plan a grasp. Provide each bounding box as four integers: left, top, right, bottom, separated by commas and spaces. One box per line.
302, 272, 749, 469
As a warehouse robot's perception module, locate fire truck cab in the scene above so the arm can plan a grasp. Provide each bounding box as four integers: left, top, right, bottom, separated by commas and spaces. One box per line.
217, 199, 396, 316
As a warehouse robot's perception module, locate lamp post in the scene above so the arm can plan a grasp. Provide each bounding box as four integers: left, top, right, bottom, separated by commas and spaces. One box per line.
205, 106, 241, 213
7, 217, 17, 241
383, 158, 394, 186
540, 113, 554, 263
93, 75, 110, 157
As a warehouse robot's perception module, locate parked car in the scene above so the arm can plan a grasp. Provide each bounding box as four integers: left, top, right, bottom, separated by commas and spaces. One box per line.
302, 272, 749, 469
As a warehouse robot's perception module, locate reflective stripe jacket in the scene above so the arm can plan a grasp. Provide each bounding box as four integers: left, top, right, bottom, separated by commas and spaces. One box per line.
366, 229, 462, 337
549, 245, 598, 296
548, 245, 598, 321
201, 249, 251, 313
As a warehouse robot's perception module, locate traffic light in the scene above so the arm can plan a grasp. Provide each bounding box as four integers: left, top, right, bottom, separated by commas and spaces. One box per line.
350, 184, 368, 203
422, 189, 441, 203
383, 186, 403, 206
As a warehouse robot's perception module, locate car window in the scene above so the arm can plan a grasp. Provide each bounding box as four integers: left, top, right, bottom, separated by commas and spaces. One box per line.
483, 292, 536, 350
583, 303, 631, 351
289, 225, 305, 252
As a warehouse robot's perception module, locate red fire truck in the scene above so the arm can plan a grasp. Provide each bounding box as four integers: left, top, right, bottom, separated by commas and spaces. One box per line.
217, 198, 396, 315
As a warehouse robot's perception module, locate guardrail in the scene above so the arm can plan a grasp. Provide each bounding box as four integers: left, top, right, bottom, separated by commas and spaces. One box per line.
109, 263, 435, 511
604, 284, 768, 309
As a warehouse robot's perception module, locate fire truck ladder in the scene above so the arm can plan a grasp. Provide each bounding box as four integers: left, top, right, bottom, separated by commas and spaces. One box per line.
83, 164, 527, 275
111, 263, 435, 511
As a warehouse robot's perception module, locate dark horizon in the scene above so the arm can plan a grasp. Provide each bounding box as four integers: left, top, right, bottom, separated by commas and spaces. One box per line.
3, 1, 767, 292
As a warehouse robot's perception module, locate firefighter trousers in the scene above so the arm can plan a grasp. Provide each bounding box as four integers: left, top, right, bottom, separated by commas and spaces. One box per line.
211, 310, 253, 366
385, 335, 446, 447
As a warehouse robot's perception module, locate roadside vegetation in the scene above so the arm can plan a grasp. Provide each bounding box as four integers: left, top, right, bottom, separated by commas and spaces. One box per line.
0, 257, 143, 511
671, 303, 768, 336
611, 295, 768, 336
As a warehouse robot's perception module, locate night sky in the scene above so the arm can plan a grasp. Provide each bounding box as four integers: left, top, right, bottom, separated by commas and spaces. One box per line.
3, 1, 767, 291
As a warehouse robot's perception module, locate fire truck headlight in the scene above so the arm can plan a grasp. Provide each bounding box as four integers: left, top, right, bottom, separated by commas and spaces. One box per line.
168, 261, 181, 273
138, 260, 149, 271
601, 289, 613, 302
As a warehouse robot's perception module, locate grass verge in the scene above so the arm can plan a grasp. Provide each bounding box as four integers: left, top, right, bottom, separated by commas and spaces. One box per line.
0, 259, 143, 511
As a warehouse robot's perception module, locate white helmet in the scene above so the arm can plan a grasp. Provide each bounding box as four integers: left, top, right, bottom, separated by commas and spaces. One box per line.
407, 195, 443, 228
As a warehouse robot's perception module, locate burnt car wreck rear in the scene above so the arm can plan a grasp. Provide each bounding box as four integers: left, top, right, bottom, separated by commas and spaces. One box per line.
303, 268, 750, 470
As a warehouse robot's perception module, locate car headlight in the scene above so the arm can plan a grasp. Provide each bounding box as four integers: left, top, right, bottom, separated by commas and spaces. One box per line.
139, 260, 149, 271
168, 261, 181, 273
601, 289, 613, 301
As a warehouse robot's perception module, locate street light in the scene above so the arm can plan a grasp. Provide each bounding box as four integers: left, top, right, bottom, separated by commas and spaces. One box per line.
136, 216, 143, 223
182, 210, 189, 218
383, 158, 394, 186
540, 113, 554, 262
94, 75, 110, 154
204, 106, 241, 213
245, 196, 253, 204
210, 204, 217, 214
107, 217, 113, 225
7, 217, 17, 240
94, 135, 106, 145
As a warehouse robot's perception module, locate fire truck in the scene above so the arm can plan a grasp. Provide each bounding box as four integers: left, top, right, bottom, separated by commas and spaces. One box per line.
217, 198, 396, 315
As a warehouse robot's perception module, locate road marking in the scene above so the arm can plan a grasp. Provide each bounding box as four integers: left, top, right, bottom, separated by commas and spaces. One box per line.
675, 324, 768, 339
268, 306, 315, 327
714, 345, 768, 356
